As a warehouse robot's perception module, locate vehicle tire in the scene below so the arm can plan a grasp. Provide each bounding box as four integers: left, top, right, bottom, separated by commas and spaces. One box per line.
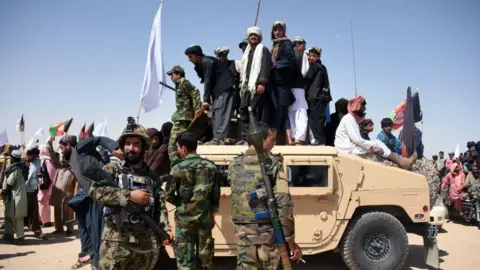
340, 212, 409, 270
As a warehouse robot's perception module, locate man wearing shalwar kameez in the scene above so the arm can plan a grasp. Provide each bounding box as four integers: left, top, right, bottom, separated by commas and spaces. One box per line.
285, 36, 309, 145
270, 21, 297, 141
305, 47, 332, 145
2, 150, 28, 244
24, 146, 47, 240
238, 26, 275, 143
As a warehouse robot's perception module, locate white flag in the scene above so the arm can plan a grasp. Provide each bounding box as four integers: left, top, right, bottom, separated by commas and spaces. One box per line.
454, 143, 460, 159
140, 2, 166, 113
0, 129, 8, 147
25, 137, 35, 149
34, 127, 44, 138
93, 118, 108, 137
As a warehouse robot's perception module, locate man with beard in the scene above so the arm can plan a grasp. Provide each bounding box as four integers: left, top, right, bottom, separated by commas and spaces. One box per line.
325, 98, 349, 146
304, 47, 332, 145
285, 36, 308, 145
270, 21, 296, 141
50, 136, 78, 236
1, 150, 28, 244
238, 26, 274, 143
335, 96, 417, 169
24, 146, 48, 240
166, 132, 218, 269
145, 128, 170, 176
185, 45, 236, 145
292, 36, 309, 77
166, 65, 201, 165
464, 164, 480, 196
90, 119, 172, 269
214, 46, 241, 143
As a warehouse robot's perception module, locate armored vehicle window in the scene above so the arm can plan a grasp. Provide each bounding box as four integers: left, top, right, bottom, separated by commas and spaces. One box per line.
287, 166, 328, 187
215, 165, 230, 187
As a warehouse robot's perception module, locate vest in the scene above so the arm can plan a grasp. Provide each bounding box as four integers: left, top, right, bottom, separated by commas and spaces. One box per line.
104, 169, 155, 225
230, 153, 282, 224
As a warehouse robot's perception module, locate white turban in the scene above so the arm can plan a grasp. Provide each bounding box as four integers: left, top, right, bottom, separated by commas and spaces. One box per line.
11, 150, 22, 159
215, 46, 230, 55
247, 26, 262, 37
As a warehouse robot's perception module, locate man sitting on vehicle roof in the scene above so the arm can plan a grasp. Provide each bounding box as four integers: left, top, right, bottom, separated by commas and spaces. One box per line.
334, 96, 417, 169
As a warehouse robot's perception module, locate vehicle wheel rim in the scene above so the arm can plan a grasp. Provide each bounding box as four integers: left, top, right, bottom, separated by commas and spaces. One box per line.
363, 232, 390, 261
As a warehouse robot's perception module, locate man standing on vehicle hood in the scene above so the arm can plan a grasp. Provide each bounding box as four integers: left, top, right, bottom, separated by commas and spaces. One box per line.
185, 45, 233, 145
227, 122, 302, 268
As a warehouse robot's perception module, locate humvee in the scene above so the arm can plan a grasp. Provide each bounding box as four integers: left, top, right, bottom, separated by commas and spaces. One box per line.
164, 145, 440, 269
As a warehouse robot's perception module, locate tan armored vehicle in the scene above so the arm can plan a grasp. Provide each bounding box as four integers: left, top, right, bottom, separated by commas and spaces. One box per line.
165, 145, 440, 269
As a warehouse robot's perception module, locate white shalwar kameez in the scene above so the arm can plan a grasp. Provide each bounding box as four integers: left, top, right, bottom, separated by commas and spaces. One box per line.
288, 50, 309, 142
334, 114, 392, 158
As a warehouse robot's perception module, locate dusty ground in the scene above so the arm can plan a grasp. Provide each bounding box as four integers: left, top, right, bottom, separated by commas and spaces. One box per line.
0, 202, 479, 270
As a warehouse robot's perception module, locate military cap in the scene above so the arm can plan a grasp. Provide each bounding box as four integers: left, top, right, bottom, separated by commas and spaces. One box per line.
238, 39, 249, 49
184, 44, 203, 56
214, 46, 230, 56
11, 150, 22, 159
308, 47, 322, 56
166, 65, 185, 76
293, 36, 306, 44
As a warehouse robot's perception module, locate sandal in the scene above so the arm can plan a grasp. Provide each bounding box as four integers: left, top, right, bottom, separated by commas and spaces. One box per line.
71, 257, 91, 269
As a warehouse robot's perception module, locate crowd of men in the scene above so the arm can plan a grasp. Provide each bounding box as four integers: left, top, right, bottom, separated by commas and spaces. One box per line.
432, 142, 480, 214
1, 20, 479, 270
166, 20, 332, 158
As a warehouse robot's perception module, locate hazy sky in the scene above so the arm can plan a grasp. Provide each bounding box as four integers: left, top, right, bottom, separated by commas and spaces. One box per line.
1, 0, 478, 156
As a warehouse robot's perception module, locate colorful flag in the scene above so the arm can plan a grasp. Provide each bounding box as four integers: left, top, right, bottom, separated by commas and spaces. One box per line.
79, 122, 86, 141
400, 87, 415, 157
388, 89, 422, 130
140, 1, 166, 113
84, 122, 94, 139
16, 115, 25, 132
49, 118, 73, 137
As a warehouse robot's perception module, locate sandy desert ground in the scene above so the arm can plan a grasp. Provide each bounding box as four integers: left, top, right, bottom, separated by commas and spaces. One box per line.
1, 202, 479, 270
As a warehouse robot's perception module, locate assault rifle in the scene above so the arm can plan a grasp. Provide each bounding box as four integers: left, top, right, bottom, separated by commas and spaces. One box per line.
71, 136, 171, 244
247, 107, 293, 270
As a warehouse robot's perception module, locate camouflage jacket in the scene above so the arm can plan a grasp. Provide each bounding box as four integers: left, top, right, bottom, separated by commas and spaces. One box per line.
166, 153, 218, 228
171, 78, 202, 122
89, 161, 171, 243
227, 149, 295, 242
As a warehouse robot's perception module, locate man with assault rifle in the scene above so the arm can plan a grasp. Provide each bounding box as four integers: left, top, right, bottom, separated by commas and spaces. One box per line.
227, 107, 303, 269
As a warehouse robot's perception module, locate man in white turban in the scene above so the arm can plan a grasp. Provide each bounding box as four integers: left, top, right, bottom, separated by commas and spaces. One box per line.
237, 26, 275, 144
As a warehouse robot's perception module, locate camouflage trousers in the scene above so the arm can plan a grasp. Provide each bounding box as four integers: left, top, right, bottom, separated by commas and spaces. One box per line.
99, 239, 153, 270
174, 223, 215, 270
168, 120, 190, 165
234, 224, 280, 270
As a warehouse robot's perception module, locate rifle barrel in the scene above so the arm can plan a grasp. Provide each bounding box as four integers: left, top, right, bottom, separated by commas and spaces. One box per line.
159, 81, 176, 91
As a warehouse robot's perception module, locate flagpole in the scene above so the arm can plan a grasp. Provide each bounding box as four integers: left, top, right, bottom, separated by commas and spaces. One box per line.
350, 20, 358, 96
254, 0, 261, 26
136, 99, 143, 124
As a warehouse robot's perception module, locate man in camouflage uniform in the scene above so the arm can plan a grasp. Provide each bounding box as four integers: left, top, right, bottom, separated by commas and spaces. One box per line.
167, 65, 202, 166
166, 132, 219, 269
89, 119, 172, 270
227, 122, 302, 269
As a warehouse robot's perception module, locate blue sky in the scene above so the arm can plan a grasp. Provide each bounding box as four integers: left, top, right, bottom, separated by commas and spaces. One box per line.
0, 0, 478, 156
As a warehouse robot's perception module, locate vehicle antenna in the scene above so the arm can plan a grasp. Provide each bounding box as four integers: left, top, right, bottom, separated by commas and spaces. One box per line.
350, 20, 358, 96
